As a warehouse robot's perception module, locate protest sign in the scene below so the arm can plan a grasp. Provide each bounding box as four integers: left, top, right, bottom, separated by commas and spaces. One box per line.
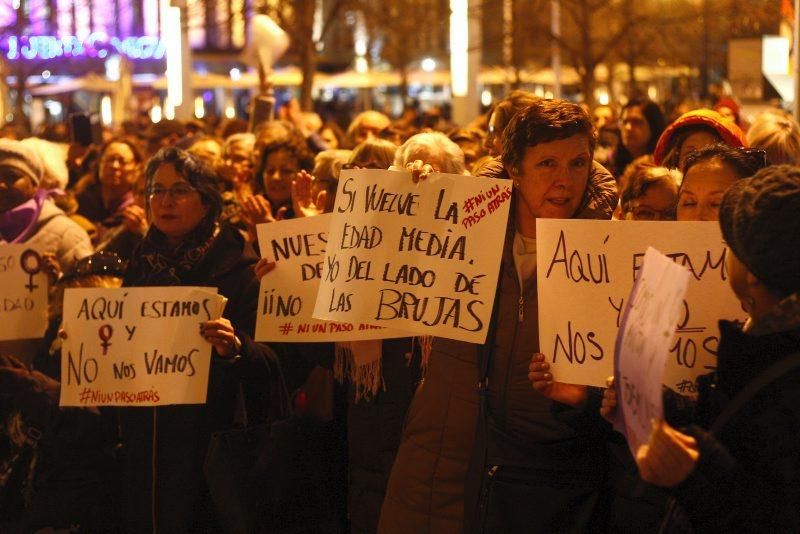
0, 244, 49, 341
60, 286, 222, 407
313, 169, 511, 344
537, 220, 745, 390
255, 215, 408, 341
614, 247, 690, 456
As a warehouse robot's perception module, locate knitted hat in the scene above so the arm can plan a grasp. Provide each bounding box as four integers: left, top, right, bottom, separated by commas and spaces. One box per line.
719, 164, 800, 295
654, 109, 747, 166
0, 138, 44, 186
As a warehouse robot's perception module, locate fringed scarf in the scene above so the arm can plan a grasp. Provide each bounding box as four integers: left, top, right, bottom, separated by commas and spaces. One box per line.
334, 335, 433, 402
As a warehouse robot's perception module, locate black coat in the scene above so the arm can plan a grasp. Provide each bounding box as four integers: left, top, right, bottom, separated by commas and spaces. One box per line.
119, 223, 279, 533
667, 320, 800, 532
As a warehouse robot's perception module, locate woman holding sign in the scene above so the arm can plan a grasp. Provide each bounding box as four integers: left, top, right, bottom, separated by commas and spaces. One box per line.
120, 147, 277, 533
379, 100, 618, 533
626, 165, 800, 531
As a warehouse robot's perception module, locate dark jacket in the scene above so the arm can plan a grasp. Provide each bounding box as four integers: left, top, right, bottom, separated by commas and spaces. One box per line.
119, 223, 278, 533
666, 320, 800, 533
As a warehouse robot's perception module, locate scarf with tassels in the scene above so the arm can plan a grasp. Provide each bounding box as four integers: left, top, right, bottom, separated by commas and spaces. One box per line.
334, 335, 434, 402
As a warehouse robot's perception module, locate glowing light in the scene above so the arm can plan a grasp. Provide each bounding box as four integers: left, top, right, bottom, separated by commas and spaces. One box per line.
763, 36, 790, 75
101, 96, 112, 125
421, 57, 437, 72
355, 56, 368, 73
161, 0, 183, 107
231, 0, 246, 47
150, 104, 162, 123
230, 68, 241, 81
105, 55, 120, 81
164, 99, 175, 120
596, 88, 609, 106
3, 35, 165, 61
225, 105, 236, 119
194, 97, 205, 119
481, 89, 492, 107
44, 100, 62, 116
41, 70, 51, 79
449, 0, 468, 97
648, 85, 658, 101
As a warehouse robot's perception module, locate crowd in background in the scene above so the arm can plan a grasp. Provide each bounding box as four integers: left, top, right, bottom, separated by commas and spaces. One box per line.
1, 89, 800, 533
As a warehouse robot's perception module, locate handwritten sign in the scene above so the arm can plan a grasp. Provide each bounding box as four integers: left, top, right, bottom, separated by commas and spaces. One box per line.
312, 169, 511, 344
614, 247, 690, 455
0, 244, 49, 340
537, 220, 745, 390
60, 286, 222, 407
255, 215, 408, 341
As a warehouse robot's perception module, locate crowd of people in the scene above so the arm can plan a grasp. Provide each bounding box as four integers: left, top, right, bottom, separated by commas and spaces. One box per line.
1, 90, 799, 533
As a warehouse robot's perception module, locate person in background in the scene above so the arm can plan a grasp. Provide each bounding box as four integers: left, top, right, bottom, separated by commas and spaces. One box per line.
618, 163, 679, 221
677, 144, 766, 222
594, 105, 621, 170
346, 111, 392, 148
625, 165, 800, 532
187, 135, 225, 170
612, 98, 666, 178
72, 138, 144, 252
449, 127, 487, 174
653, 109, 747, 172
392, 132, 466, 175
483, 91, 540, 158
305, 149, 352, 214
320, 121, 346, 150
746, 111, 800, 166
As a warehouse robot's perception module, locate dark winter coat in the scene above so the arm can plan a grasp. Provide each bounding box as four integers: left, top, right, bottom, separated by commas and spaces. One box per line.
119, 223, 278, 533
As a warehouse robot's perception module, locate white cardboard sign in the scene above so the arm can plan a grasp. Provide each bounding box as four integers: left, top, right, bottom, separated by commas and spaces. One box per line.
60, 286, 222, 406
313, 169, 511, 344
537, 220, 745, 390
0, 244, 49, 341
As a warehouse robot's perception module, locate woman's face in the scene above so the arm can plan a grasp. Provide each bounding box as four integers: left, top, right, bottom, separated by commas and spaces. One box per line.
99, 142, 137, 188
149, 162, 208, 242
512, 134, 592, 223
0, 167, 35, 212
621, 106, 652, 156
628, 183, 677, 220
262, 149, 299, 205
320, 128, 339, 149
677, 159, 740, 221
678, 130, 720, 171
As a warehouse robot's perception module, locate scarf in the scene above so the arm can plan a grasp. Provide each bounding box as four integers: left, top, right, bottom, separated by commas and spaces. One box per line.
127, 217, 220, 286
0, 189, 51, 244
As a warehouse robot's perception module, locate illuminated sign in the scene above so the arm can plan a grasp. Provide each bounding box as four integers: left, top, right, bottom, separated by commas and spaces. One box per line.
3, 34, 166, 61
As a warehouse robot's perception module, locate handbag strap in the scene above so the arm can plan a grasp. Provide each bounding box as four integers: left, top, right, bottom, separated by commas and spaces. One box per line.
710, 351, 800, 434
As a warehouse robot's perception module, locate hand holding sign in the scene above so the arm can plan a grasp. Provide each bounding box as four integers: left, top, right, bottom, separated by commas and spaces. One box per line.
636, 419, 700, 487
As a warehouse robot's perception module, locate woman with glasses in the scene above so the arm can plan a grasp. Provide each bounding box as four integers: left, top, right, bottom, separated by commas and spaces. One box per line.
677, 144, 767, 221
120, 147, 278, 532
618, 161, 679, 221
73, 138, 146, 252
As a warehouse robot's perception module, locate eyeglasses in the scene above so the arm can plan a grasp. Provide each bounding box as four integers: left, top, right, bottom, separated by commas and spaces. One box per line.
147, 183, 198, 201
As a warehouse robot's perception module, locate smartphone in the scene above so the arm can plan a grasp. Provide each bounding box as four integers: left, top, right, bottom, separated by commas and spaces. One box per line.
248, 96, 275, 132
69, 112, 103, 146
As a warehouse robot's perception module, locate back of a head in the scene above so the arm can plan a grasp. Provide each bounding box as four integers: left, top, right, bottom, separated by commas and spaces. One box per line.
349, 138, 397, 170
492, 90, 540, 137
747, 113, 800, 166
501, 99, 596, 174
313, 149, 352, 181
393, 132, 466, 175
720, 164, 800, 297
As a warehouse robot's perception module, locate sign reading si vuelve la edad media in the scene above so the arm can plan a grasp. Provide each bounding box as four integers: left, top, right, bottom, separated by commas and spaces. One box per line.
255, 215, 409, 341
0, 244, 48, 341
536, 220, 745, 390
60, 287, 224, 407
313, 169, 512, 344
